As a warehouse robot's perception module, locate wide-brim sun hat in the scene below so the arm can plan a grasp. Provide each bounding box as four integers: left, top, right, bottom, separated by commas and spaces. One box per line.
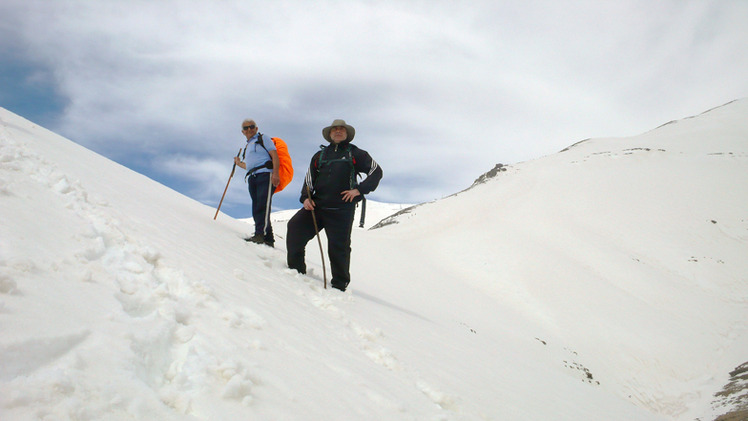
322, 119, 355, 142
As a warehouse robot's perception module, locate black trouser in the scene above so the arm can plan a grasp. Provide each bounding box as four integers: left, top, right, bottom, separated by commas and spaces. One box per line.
248, 172, 275, 242
286, 206, 355, 291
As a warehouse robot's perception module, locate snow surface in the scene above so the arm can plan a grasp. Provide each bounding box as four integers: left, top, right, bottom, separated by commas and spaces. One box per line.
1, 100, 747, 420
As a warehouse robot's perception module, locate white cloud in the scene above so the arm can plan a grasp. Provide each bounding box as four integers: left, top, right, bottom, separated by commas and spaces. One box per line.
2, 0, 747, 214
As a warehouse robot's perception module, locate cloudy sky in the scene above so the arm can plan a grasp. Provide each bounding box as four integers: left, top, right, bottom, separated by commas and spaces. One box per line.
1, 0, 746, 218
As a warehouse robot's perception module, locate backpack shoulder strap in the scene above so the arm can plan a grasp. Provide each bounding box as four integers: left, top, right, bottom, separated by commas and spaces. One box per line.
256, 133, 267, 150
257, 133, 274, 161
242, 133, 267, 160
316, 144, 328, 168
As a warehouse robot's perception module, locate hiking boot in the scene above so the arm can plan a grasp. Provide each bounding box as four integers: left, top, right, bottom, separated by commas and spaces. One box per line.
331, 282, 349, 292
245, 233, 264, 244
263, 239, 275, 248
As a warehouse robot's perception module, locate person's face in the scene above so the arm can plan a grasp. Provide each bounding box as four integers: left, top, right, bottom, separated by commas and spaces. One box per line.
242, 122, 258, 138
330, 126, 347, 143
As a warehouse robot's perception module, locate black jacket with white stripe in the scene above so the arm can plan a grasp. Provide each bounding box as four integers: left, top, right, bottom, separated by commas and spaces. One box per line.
300, 141, 382, 209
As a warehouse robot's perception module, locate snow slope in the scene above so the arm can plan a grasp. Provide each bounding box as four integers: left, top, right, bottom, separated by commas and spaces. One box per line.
1, 100, 747, 420
361, 100, 748, 420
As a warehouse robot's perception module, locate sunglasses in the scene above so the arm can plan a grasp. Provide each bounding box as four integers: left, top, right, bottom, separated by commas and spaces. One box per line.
243, 124, 256, 131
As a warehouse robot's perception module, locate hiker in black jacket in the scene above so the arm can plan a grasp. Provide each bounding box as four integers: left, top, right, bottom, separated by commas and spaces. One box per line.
286, 119, 383, 291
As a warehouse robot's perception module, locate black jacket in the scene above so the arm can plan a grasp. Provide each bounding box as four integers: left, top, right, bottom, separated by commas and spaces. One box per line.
300, 141, 382, 209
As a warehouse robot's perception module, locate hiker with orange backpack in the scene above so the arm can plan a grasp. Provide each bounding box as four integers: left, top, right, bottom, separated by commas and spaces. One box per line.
234, 119, 281, 247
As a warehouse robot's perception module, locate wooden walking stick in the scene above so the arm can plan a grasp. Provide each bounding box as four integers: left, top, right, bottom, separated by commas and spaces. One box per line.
305, 183, 327, 289
214, 148, 243, 220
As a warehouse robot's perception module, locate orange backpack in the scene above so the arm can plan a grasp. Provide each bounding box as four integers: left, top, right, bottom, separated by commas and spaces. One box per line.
245, 133, 294, 192
268, 136, 293, 192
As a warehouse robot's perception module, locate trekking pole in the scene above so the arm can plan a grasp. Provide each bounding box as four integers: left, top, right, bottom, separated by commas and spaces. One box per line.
214, 148, 243, 220
305, 183, 327, 289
